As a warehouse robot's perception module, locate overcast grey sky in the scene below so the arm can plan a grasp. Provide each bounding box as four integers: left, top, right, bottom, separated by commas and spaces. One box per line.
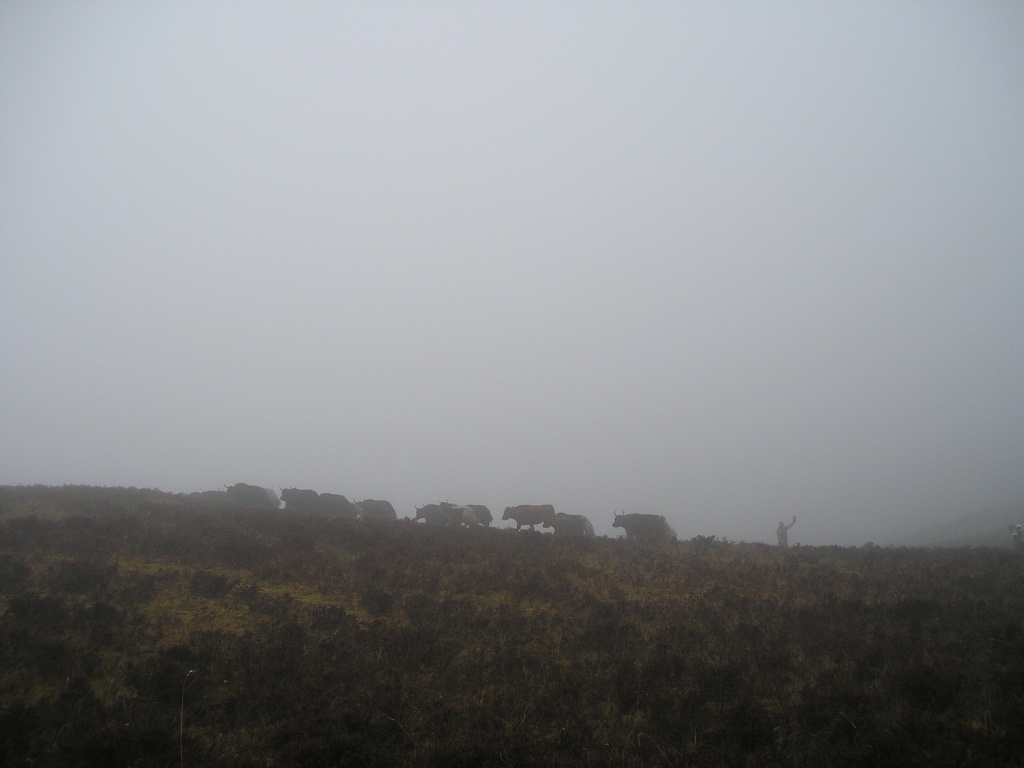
2, 2, 1022, 543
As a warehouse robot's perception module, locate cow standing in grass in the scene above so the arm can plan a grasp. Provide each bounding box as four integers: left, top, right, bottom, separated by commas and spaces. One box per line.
280, 488, 319, 513
416, 504, 460, 526
318, 493, 361, 519
357, 499, 398, 521
439, 502, 478, 526
225, 483, 280, 510
612, 512, 676, 540
468, 505, 493, 526
415, 504, 446, 525
546, 512, 594, 538
503, 504, 557, 531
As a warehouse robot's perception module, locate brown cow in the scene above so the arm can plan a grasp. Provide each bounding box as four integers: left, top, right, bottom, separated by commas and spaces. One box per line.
503, 504, 557, 531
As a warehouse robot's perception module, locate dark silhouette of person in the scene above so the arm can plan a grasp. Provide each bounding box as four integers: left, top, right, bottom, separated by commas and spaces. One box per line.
777, 516, 796, 548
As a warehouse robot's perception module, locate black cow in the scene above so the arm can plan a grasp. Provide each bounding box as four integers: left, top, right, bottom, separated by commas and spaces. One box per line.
612, 512, 676, 540
318, 493, 361, 519
415, 504, 450, 525
468, 505, 493, 526
357, 499, 397, 521
415, 503, 467, 526
280, 488, 319, 513
225, 483, 280, 510
546, 512, 594, 538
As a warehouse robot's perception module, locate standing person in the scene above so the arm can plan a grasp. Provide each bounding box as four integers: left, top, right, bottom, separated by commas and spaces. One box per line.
777, 516, 796, 549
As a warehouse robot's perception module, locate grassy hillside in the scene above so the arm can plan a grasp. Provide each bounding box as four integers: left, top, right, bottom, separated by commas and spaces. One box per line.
1, 486, 1023, 767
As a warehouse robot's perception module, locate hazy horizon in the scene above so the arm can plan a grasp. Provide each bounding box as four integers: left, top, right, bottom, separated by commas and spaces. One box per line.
3, 2, 1022, 544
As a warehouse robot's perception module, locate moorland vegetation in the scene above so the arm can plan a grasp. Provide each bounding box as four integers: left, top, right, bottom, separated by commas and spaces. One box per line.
1, 485, 1022, 767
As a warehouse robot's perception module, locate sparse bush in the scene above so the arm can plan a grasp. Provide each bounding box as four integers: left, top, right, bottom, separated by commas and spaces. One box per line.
50, 559, 116, 595
190, 570, 235, 599
0, 554, 30, 590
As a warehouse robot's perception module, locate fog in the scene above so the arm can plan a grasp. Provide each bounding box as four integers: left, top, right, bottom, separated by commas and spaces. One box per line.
2, 2, 1022, 544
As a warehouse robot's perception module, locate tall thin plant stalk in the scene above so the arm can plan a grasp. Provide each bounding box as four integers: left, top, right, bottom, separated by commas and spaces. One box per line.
180, 669, 194, 768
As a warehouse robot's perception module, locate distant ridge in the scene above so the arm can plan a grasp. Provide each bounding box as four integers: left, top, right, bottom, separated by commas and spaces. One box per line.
894, 501, 1024, 548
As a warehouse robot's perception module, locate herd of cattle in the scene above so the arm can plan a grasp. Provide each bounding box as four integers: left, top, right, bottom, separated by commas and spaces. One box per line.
221, 483, 677, 539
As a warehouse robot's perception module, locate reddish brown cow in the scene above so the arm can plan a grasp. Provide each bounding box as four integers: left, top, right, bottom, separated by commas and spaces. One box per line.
502, 504, 557, 531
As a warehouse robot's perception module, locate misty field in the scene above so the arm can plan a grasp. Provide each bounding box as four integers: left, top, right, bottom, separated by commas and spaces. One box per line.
1, 487, 1022, 767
